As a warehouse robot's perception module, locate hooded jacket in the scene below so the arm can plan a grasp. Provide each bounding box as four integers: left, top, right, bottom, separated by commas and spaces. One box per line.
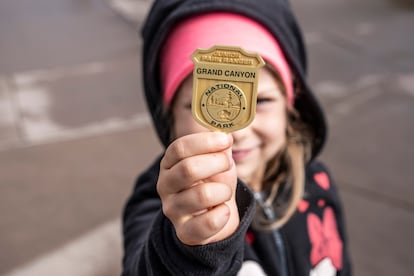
122, 0, 351, 275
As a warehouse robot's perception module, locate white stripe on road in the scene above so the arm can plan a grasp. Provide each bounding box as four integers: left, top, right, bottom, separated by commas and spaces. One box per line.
4, 219, 122, 276
332, 86, 382, 116
22, 112, 152, 145
108, 0, 151, 24
0, 58, 153, 151
397, 73, 414, 97
12, 62, 110, 87
0, 112, 151, 152
0, 78, 17, 125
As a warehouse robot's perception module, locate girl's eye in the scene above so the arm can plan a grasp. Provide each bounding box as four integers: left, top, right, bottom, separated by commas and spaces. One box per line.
184, 103, 192, 110
257, 97, 273, 104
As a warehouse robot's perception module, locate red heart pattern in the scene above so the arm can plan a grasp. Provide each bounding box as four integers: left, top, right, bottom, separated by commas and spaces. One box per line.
314, 172, 330, 190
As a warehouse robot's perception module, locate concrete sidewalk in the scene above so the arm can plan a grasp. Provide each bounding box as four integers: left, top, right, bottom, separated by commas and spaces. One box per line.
1, 0, 413, 275
0, 0, 160, 275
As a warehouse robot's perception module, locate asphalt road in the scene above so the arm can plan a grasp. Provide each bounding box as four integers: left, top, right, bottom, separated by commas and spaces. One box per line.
0, 0, 413, 275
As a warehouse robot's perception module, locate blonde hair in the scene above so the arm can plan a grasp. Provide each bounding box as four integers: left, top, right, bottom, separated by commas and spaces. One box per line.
252, 70, 313, 231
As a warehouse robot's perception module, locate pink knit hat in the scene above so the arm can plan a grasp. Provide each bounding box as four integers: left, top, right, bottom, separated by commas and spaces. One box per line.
160, 12, 293, 106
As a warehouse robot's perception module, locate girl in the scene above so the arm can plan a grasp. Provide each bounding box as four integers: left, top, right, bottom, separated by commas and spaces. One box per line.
122, 0, 352, 275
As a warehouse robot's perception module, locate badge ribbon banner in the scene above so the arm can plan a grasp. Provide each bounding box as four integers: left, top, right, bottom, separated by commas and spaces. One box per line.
191, 45, 265, 133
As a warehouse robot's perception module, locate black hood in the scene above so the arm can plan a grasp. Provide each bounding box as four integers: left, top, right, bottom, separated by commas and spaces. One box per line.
141, 0, 327, 159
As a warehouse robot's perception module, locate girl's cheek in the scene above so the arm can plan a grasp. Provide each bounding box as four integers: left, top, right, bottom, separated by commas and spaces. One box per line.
254, 108, 287, 144
174, 116, 208, 138
255, 109, 284, 128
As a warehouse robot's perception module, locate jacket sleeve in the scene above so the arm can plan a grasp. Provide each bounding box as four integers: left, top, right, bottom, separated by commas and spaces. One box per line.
122, 156, 256, 275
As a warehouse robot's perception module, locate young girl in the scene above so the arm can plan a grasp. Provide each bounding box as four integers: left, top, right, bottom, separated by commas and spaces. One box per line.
122, 0, 352, 275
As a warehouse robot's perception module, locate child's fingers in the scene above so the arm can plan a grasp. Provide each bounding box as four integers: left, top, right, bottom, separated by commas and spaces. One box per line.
175, 203, 231, 246
158, 151, 233, 195
161, 132, 232, 170
163, 182, 232, 220
166, 152, 233, 193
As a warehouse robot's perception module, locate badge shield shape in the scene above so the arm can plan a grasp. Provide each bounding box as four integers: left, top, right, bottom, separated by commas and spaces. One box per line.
191, 46, 265, 133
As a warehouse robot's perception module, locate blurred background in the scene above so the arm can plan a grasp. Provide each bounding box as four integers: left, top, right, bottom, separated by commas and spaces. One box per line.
0, 0, 413, 275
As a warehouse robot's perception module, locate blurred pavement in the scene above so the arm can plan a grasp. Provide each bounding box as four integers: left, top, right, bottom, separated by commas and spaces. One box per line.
0, 0, 413, 275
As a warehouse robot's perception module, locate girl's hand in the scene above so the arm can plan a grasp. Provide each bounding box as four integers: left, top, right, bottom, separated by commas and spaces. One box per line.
157, 132, 239, 245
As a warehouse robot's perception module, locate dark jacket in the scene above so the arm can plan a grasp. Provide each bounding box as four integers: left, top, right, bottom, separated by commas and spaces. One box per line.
122, 157, 352, 275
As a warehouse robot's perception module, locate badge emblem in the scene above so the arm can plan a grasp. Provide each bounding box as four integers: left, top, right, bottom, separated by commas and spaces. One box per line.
191, 45, 265, 133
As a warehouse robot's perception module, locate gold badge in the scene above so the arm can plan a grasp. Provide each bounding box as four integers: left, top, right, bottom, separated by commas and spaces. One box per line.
191, 45, 265, 133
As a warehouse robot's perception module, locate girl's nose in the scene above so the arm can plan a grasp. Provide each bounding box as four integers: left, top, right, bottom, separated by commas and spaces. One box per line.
231, 126, 251, 142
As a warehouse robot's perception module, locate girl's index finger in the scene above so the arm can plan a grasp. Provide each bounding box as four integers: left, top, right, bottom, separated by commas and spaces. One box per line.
161, 132, 232, 170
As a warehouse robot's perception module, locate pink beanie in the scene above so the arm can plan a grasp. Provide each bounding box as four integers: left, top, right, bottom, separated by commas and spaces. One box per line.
160, 12, 294, 106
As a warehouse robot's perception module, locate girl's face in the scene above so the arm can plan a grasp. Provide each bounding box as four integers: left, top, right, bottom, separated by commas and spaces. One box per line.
172, 67, 288, 191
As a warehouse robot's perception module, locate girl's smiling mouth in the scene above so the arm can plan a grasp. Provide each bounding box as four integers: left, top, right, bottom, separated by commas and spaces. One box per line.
232, 148, 254, 162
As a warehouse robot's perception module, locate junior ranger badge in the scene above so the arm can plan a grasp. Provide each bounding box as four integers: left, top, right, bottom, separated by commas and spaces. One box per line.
191, 45, 265, 133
